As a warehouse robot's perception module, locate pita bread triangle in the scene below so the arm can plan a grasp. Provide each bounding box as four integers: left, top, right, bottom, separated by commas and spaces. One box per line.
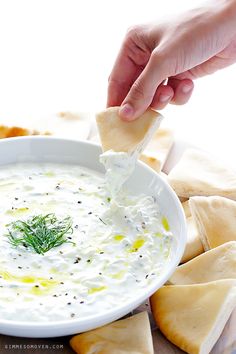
150, 280, 236, 354
189, 196, 236, 250
0, 111, 91, 140
181, 200, 204, 263
169, 241, 236, 285
140, 128, 174, 172
96, 107, 162, 154
70, 311, 154, 354
167, 148, 236, 199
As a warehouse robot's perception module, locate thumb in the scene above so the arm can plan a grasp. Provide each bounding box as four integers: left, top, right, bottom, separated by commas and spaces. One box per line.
119, 52, 168, 121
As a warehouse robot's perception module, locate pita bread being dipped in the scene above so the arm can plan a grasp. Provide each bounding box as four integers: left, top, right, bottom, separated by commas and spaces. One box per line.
70, 311, 154, 354
181, 200, 204, 263
91, 126, 172, 173
150, 280, 236, 354
189, 196, 236, 250
96, 107, 162, 154
169, 241, 236, 285
140, 128, 174, 172
167, 148, 236, 200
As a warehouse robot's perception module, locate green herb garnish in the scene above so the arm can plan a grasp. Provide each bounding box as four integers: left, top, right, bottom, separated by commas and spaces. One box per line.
6, 213, 74, 255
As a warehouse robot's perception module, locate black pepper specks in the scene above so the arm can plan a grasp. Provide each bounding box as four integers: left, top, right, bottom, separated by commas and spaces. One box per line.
74, 257, 81, 264
98, 217, 107, 225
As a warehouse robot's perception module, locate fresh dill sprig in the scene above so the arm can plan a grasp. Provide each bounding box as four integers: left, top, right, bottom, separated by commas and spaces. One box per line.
6, 213, 74, 255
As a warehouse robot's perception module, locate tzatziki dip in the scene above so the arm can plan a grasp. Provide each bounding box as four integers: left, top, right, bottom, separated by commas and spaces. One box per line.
0, 161, 173, 322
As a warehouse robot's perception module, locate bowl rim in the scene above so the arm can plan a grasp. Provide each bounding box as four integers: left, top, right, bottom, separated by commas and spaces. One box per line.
0, 136, 187, 328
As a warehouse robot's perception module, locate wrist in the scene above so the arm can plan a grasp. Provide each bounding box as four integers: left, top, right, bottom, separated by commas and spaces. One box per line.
202, 0, 236, 39
217, 0, 236, 34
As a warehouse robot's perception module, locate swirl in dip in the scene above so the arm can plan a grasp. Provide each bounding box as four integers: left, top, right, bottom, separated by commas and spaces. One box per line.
0, 160, 173, 322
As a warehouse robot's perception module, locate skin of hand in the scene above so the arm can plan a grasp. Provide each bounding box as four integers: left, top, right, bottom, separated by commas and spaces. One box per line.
107, 0, 236, 121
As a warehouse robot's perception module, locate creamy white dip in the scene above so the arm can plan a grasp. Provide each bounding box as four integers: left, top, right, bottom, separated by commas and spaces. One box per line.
99, 150, 138, 197
0, 162, 173, 322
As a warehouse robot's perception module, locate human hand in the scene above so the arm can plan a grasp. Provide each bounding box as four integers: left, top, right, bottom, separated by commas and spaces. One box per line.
107, 0, 236, 120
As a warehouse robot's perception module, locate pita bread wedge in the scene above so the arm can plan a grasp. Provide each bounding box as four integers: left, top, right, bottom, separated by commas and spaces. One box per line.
0, 125, 41, 138
0, 111, 91, 140
150, 280, 236, 354
181, 200, 204, 263
167, 148, 236, 199
169, 241, 236, 285
189, 196, 236, 250
70, 312, 154, 354
96, 107, 162, 154
140, 128, 174, 172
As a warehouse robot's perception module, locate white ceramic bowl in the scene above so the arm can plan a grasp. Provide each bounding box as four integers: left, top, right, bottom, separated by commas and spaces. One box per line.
0, 136, 186, 338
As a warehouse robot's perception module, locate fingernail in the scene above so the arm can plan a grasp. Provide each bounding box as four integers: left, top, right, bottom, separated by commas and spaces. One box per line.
159, 94, 171, 103
119, 103, 134, 120
182, 85, 193, 94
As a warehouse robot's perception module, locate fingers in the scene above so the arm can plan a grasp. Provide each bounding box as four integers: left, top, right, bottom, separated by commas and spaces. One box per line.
107, 55, 140, 108
107, 26, 151, 108
168, 78, 194, 105
119, 68, 194, 120
149, 78, 194, 110
107, 76, 132, 108
119, 53, 167, 121
150, 84, 174, 110
108, 29, 194, 120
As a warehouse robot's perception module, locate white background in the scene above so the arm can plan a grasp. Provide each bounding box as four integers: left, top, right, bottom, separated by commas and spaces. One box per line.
0, 0, 235, 165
